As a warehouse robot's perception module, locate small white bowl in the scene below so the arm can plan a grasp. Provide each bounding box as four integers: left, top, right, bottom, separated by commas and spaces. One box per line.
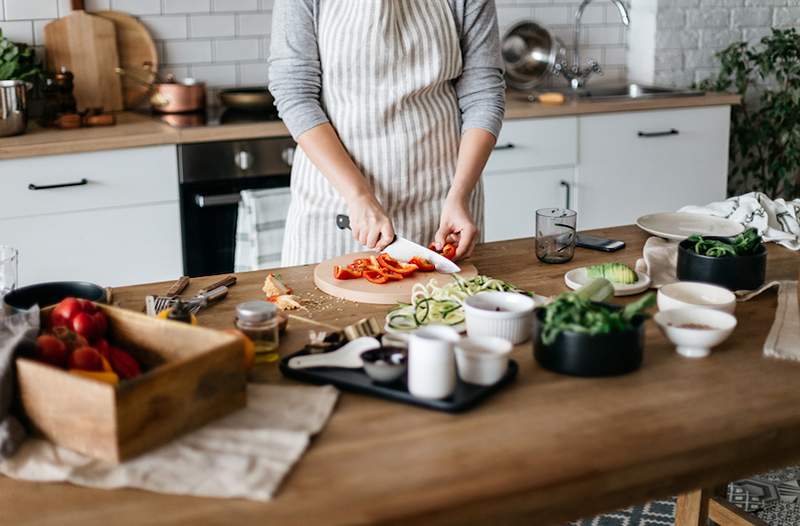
654, 308, 737, 358
658, 281, 736, 314
463, 291, 536, 344
455, 336, 513, 386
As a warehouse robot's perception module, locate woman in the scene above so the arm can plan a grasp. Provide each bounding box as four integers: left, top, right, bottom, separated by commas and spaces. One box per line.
269, 0, 505, 266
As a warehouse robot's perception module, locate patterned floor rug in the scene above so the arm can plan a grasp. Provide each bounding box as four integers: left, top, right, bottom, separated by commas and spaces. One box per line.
567, 467, 800, 526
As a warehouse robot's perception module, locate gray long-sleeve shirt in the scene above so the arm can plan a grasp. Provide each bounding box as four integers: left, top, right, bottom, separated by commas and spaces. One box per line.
268, 0, 506, 140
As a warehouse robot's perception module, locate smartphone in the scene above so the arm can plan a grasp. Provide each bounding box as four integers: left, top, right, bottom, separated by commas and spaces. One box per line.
576, 234, 626, 252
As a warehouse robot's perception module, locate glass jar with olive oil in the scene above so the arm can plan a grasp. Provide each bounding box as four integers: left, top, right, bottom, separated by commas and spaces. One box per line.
236, 301, 280, 363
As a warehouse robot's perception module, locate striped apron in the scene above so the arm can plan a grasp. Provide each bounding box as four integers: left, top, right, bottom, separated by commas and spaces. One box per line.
281, 0, 484, 266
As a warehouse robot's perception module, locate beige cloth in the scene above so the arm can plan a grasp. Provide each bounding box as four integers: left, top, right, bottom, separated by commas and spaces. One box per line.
635, 237, 678, 289
0, 384, 339, 501
764, 281, 800, 362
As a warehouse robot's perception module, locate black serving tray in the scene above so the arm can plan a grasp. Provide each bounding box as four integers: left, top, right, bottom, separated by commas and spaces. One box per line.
279, 348, 518, 413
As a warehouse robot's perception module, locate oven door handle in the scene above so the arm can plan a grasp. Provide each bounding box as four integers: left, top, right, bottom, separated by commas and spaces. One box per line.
194, 193, 242, 208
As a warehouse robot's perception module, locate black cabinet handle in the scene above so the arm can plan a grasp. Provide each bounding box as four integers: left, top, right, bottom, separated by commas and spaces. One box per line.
28, 178, 88, 191
560, 180, 572, 210
637, 129, 679, 138
493, 143, 515, 151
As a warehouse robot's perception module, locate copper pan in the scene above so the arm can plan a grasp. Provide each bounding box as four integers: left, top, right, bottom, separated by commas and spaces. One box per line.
117, 68, 206, 113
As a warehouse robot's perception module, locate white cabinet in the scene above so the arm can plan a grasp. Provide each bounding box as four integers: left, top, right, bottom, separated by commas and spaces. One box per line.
0, 146, 182, 287
483, 167, 574, 242
576, 106, 730, 230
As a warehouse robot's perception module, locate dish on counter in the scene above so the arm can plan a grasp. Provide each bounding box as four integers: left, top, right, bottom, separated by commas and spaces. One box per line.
385, 275, 542, 334
636, 212, 744, 241
3, 281, 106, 314
654, 308, 737, 358
657, 282, 736, 314
677, 230, 767, 291
463, 291, 538, 344
533, 284, 656, 376
455, 336, 513, 386
361, 347, 407, 383
564, 265, 651, 297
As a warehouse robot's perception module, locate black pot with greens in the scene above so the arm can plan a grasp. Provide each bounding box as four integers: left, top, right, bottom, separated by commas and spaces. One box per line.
677, 228, 766, 291
533, 280, 655, 377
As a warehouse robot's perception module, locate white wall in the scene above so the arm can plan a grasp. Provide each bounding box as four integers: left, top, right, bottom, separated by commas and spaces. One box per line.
0, 0, 630, 88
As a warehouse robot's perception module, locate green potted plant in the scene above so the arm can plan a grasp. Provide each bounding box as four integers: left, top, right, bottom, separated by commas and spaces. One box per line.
698, 28, 800, 199
0, 29, 44, 137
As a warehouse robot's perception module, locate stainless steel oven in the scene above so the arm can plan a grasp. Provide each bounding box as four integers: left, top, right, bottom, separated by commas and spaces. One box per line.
178, 137, 295, 277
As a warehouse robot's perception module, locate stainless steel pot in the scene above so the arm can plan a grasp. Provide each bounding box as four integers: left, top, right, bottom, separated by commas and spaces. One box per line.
0, 80, 28, 137
501, 21, 565, 91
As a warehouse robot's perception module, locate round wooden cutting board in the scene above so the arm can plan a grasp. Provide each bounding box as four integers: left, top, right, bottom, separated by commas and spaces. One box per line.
314, 252, 478, 305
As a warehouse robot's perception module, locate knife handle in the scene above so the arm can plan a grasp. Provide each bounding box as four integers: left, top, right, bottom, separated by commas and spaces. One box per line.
199, 275, 236, 294
336, 214, 351, 230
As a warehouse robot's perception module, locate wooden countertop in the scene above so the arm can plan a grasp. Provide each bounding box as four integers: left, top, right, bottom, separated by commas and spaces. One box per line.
2, 226, 797, 526
0, 92, 739, 161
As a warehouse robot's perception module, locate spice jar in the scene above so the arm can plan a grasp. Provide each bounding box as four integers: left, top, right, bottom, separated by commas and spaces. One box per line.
236, 301, 280, 363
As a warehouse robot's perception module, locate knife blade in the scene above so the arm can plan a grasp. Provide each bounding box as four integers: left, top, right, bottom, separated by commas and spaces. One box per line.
335, 214, 461, 274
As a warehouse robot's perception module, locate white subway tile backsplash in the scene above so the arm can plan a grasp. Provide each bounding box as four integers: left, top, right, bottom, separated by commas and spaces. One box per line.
583, 26, 623, 45
190, 14, 235, 38
0, 0, 5, 22
110, 0, 161, 15
4, 0, 57, 20
213, 0, 258, 12
141, 16, 188, 40
190, 63, 237, 86
164, 39, 213, 64
32, 18, 52, 46
239, 61, 268, 86
164, 0, 210, 14
84, 0, 111, 10
158, 64, 189, 81
532, 6, 569, 26
215, 38, 260, 62
0, 20, 33, 44
237, 12, 269, 36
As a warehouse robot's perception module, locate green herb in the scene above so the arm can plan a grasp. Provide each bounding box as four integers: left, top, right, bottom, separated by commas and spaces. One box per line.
687, 228, 762, 257
540, 285, 655, 346
0, 29, 43, 83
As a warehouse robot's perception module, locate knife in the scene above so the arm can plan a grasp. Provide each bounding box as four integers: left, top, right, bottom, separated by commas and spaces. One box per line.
335, 214, 461, 274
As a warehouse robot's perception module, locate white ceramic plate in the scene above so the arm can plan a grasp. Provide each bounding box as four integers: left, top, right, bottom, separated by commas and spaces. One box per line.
635, 212, 744, 241
564, 267, 651, 297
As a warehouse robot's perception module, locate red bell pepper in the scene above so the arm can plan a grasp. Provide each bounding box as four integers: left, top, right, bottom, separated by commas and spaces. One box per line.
377, 254, 418, 276
334, 265, 362, 280
408, 256, 435, 272
363, 270, 388, 284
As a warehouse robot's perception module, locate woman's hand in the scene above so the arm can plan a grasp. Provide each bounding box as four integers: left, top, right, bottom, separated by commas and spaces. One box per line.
434, 194, 478, 260
347, 193, 395, 251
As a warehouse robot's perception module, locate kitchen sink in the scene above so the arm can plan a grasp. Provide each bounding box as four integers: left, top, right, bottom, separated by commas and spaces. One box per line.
573, 83, 704, 101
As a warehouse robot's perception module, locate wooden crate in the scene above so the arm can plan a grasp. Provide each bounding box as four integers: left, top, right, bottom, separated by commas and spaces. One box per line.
16, 304, 247, 463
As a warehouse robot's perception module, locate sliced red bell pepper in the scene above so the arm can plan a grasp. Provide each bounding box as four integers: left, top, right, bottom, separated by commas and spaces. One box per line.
377, 254, 418, 275
363, 270, 388, 284
334, 265, 362, 280
378, 268, 404, 281
408, 256, 435, 272
441, 243, 456, 260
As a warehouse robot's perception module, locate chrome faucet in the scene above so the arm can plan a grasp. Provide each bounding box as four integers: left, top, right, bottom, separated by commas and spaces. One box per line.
554, 0, 630, 90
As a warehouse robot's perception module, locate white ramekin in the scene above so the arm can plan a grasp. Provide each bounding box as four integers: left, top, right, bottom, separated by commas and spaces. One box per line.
455, 336, 513, 385
463, 291, 536, 344
657, 281, 737, 314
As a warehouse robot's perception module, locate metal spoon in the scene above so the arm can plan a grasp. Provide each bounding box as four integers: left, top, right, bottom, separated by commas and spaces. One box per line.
287, 337, 381, 370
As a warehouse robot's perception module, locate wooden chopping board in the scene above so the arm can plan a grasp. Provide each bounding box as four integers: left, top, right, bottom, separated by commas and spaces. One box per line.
44, 1, 124, 112
314, 251, 478, 305
94, 10, 158, 109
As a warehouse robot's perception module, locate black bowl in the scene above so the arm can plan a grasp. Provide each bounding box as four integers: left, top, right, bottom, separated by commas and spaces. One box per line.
533, 306, 645, 377
3, 281, 106, 314
677, 237, 766, 291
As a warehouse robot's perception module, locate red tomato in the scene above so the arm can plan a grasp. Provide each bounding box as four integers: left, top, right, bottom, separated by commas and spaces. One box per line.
71, 312, 97, 341
36, 335, 69, 368
51, 326, 89, 352
108, 347, 141, 379
50, 297, 83, 328
94, 337, 111, 359
78, 299, 98, 314
69, 346, 104, 371
91, 311, 108, 338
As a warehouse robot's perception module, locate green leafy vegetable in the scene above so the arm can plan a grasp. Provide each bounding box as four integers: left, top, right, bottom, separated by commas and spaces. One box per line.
0, 29, 42, 83
688, 227, 762, 257
540, 286, 655, 346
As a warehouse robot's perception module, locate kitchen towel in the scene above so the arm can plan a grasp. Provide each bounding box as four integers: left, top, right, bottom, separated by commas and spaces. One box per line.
234, 187, 292, 272
0, 384, 339, 501
680, 192, 800, 251
635, 237, 678, 289
763, 280, 800, 362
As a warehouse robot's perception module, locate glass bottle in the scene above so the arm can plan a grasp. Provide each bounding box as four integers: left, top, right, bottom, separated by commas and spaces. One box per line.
236, 301, 280, 363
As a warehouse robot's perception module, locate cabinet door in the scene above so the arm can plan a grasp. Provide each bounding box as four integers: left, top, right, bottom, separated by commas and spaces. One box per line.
577, 106, 730, 230
485, 117, 577, 174
483, 168, 575, 242
0, 203, 182, 287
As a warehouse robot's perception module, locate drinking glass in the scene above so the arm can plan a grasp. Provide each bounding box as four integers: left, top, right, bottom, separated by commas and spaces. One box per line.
0, 246, 19, 300
535, 208, 577, 264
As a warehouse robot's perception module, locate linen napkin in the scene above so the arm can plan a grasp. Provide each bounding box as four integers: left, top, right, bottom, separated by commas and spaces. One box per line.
0, 384, 339, 501
763, 281, 800, 362
679, 192, 800, 251
635, 236, 678, 289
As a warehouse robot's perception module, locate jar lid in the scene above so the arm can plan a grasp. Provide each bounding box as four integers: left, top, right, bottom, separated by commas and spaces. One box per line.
236, 301, 277, 322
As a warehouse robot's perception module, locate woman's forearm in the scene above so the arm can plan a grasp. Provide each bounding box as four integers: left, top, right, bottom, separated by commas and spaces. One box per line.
296, 123, 373, 204
448, 128, 497, 202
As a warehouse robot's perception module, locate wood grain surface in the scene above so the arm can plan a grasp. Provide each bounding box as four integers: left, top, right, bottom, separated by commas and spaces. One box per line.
2, 225, 797, 526
44, 10, 124, 112
313, 251, 478, 305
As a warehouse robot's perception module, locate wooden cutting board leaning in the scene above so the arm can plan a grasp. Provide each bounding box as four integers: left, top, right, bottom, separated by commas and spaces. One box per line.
44, 0, 124, 112
314, 251, 478, 305
93, 10, 158, 109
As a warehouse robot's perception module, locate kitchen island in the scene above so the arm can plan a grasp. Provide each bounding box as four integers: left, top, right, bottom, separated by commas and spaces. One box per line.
2, 225, 798, 526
